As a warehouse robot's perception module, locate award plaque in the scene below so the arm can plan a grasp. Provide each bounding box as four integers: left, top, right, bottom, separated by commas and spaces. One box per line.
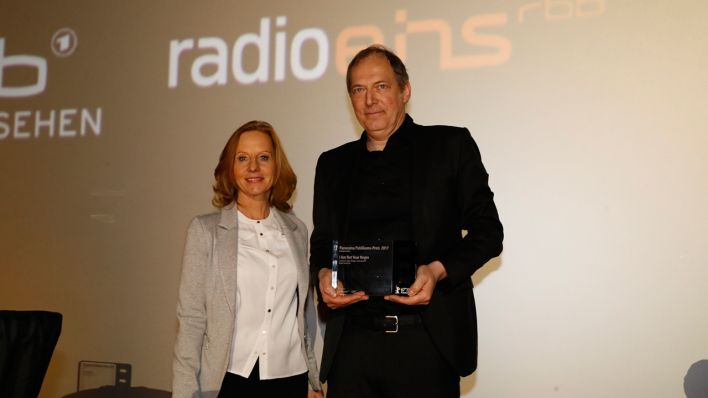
332, 240, 417, 296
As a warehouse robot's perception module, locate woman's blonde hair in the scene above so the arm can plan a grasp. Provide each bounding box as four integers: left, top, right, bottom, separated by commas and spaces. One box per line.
212, 120, 296, 211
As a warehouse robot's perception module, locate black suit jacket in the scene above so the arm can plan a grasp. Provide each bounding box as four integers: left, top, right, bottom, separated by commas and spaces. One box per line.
310, 115, 503, 381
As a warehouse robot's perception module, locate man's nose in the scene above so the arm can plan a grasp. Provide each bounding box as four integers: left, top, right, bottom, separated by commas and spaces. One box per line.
365, 89, 375, 106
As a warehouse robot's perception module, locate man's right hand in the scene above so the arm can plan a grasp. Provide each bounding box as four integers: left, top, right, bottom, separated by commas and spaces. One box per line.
318, 268, 369, 309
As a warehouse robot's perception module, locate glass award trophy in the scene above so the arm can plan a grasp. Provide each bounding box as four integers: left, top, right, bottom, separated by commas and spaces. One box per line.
331, 240, 417, 296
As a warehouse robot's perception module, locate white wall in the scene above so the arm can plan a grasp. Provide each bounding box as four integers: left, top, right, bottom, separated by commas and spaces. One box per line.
1, 0, 706, 396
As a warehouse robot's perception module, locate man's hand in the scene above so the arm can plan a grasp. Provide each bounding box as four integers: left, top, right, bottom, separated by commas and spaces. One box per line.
384, 261, 447, 305
318, 268, 369, 309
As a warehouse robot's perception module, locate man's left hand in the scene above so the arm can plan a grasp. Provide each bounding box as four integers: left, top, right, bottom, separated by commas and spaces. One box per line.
384, 260, 447, 305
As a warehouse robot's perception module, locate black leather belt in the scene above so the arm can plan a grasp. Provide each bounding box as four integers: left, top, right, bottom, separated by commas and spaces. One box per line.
347, 314, 422, 333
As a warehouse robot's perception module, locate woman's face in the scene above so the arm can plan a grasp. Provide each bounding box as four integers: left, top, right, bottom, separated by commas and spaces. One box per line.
233, 130, 275, 203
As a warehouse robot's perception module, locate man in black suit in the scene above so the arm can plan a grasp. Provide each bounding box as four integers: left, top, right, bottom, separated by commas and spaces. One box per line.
310, 45, 503, 398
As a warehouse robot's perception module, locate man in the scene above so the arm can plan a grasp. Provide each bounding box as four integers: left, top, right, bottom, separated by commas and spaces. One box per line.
310, 45, 503, 397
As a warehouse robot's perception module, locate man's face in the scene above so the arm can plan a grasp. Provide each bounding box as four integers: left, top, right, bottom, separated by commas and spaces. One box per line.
349, 55, 411, 147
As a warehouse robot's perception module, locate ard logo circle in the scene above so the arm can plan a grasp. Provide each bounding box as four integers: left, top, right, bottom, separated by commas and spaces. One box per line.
51, 28, 78, 57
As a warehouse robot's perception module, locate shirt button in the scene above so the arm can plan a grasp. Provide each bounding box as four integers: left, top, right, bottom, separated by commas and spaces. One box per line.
262, 330, 267, 334
260, 232, 263, 236
270, 286, 275, 290
267, 309, 271, 312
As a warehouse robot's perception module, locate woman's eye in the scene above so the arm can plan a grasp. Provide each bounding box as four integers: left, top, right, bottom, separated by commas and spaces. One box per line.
259, 155, 270, 161
237, 156, 248, 162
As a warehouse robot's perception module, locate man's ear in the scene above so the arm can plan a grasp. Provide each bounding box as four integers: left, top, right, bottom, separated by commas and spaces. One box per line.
402, 82, 411, 104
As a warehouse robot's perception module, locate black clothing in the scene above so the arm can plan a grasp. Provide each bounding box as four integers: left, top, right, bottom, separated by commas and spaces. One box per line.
346, 124, 417, 316
217, 363, 307, 397
311, 115, 503, 386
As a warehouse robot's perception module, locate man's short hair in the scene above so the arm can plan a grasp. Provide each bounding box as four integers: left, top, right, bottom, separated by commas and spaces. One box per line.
346, 44, 409, 92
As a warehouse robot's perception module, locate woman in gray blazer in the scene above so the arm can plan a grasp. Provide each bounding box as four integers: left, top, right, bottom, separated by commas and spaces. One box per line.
172, 121, 323, 398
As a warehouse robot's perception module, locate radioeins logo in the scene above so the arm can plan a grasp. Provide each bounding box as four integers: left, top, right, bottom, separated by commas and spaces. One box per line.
168, 2, 605, 88
0, 29, 103, 141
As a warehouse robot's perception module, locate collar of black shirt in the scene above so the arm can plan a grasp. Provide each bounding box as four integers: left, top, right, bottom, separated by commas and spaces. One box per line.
358, 114, 415, 153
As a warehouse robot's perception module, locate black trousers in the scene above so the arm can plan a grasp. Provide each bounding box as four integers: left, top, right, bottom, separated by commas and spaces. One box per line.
217, 361, 308, 397
326, 319, 460, 398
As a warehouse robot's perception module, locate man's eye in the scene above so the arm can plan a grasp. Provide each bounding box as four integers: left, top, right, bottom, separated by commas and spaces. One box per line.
376, 83, 388, 90
351, 87, 364, 95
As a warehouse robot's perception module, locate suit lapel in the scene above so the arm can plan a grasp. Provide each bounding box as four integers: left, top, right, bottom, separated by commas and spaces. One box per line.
272, 210, 308, 308
216, 205, 239, 314
408, 122, 426, 248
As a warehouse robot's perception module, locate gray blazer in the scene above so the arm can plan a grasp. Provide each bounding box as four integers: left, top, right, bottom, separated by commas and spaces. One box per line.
172, 204, 321, 398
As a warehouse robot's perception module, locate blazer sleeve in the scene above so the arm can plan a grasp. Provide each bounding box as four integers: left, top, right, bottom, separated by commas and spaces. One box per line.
172, 217, 210, 398
437, 129, 504, 290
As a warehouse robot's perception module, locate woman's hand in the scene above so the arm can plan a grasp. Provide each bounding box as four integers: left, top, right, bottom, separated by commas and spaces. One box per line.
309, 389, 324, 398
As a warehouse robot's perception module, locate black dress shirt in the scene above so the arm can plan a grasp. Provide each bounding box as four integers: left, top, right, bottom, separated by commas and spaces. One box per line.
346, 118, 419, 316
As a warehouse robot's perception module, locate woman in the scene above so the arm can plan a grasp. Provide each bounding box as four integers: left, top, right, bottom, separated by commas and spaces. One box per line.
172, 121, 323, 398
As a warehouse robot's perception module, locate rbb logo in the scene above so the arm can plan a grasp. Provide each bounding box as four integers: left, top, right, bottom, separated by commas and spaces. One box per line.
0, 38, 47, 97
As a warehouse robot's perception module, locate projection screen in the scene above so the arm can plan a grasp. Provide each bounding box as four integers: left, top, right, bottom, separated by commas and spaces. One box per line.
1, 0, 707, 396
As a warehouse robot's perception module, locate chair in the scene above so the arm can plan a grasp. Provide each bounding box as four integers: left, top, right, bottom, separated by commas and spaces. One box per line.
0, 310, 63, 398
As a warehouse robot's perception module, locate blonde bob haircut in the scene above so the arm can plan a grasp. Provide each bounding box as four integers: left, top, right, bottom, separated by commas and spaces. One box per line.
212, 120, 297, 211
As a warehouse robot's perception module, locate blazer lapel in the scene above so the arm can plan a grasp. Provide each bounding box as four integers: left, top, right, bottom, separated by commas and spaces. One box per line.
409, 122, 426, 249
272, 210, 308, 306
216, 205, 239, 314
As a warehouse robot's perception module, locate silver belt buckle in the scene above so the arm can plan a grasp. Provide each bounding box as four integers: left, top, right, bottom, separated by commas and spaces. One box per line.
384, 315, 399, 333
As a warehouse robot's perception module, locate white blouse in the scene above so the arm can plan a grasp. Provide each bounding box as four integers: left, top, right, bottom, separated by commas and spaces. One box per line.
227, 209, 307, 379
